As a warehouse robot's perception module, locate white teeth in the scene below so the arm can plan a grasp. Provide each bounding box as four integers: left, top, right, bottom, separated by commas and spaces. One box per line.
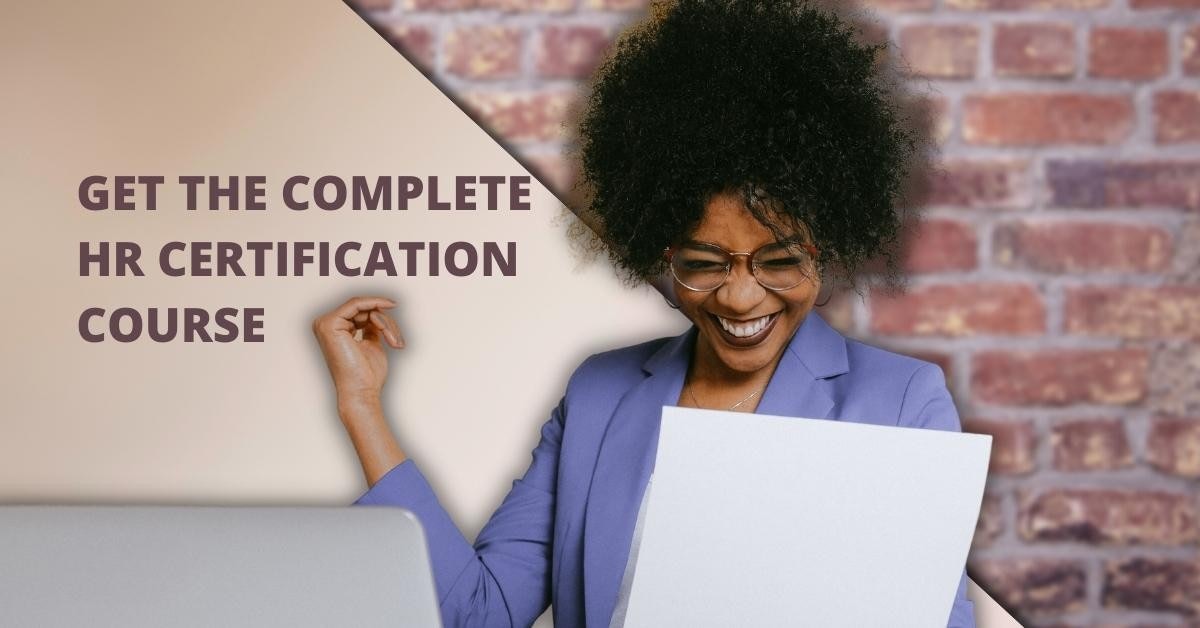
716, 314, 773, 338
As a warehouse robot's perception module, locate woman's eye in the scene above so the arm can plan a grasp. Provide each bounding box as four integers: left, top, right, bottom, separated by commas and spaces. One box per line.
682, 260, 725, 271
759, 257, 802, 268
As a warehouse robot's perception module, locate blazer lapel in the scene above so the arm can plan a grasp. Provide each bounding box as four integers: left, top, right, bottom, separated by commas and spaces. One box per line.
755, 311, 848, 419
582, 328, 692, 628
580, 312, 849, 627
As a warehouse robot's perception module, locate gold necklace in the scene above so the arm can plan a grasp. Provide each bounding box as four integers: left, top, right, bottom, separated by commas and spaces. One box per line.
686, 385, 762, 411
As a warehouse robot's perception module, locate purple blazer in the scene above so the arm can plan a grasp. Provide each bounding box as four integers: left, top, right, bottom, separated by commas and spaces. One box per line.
355, 312, 977, 627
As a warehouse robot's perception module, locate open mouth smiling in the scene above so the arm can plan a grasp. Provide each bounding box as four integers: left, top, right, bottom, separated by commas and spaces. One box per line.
707, 311, 781, 347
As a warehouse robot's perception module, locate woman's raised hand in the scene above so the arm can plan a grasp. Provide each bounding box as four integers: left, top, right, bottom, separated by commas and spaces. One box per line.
311, 296, 404, 406
312, 295, 409, 484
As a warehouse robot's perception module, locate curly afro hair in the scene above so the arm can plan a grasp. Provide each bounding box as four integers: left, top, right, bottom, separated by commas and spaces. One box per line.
569, 0, 937, 287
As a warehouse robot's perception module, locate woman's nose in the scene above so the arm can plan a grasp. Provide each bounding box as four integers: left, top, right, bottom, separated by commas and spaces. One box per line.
714, 258, 765, 312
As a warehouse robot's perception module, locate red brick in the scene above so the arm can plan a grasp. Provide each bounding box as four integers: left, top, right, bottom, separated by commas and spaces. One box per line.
1018, 489, 1199, 544
348, 0, 394, 10
994, 22, 1076, 78
583, 0, 649, 8
1051, 419, 1132, 471
1147, 417, 1200, 478
479, 0, 572, 10
899, 219, 977, 273
897, 24, 979, 79
1155, 90, 1200, 144
1131, 0, 1200, 7
445, 26, 523, 80
963, 418, 1037, 473
927, 158, 1032, 209
386, 24, 435, 70
967, 558, 1087, 615
461, 90, 575, 143
870, 283, 1044, 337
993, 221, 1172, 273
974, 492, 1005, 547
1089, 27, 1168, 80
1066, 286, 1200, 340
1185, 25, 1200, 76
405, 0, 476, 9
972, 349, 1148, 406
947, 0, 1107, 7
862, 0, 936, 10
963, 93, 1133, 145
1104, 558, 1200, 616
536, 26, 613, 79
1045, 160, 1200, 211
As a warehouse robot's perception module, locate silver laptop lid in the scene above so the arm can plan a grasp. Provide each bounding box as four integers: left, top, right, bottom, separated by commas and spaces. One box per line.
0, 506, 442, 628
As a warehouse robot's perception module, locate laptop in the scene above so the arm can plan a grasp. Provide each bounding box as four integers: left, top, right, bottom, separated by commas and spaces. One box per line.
0, 506, 442, 627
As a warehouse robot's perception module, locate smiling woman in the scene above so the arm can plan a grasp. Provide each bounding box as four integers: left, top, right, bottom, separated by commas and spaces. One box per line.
669, 192, 822, 397
310, 2, 976, 627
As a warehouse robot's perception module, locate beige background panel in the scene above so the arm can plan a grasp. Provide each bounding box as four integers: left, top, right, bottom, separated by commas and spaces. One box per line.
0, 0, 682, 516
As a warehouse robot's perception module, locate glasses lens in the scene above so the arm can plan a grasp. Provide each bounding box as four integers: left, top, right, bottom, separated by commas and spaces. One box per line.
752, 241, 815, 290
671, 243, 729, 291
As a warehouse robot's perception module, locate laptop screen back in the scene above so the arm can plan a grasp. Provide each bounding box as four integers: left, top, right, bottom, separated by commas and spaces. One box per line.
0, 506, 441, 628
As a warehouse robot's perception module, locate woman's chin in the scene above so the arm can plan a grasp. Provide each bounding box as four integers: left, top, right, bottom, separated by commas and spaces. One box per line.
718, 353, 776, 376
698, 332, 780, 376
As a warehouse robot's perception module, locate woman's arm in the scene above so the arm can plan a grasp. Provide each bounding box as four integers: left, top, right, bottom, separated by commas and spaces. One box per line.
312, 296, 559, 627
354, 402, 565, 628
338, 397, 406, 487
311, 295, 408, 485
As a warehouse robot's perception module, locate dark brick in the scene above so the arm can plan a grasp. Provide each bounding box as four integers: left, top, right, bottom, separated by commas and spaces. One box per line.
1104, 558, 1200, 615
969, 558, 1087, 615
1045, 160, 1200, 211
1018, 489, 1199, 545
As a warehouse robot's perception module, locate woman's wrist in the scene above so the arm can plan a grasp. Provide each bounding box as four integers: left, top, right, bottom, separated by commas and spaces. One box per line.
335, 393, 407, 486
337, 392, 384, 425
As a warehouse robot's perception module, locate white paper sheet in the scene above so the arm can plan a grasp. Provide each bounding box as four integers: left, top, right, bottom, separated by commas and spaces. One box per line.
620, 406, 992, 628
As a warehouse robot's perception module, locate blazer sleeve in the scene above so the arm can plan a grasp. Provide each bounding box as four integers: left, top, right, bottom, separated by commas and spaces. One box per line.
899, 363, 978, 628
352, 396, 566, 628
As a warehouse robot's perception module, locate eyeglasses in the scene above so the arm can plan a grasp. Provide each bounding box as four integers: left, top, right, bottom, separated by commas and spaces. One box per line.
665, 240, 820, 292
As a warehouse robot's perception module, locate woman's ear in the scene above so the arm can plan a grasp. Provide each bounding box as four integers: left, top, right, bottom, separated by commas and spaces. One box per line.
650, 270, 681, 310
814, 272, 833, 308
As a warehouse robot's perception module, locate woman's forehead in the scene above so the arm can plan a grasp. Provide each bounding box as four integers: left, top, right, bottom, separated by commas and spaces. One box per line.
690, 191, 809, 246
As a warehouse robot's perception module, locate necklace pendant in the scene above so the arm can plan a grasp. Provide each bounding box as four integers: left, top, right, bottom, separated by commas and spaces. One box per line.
686, 386, 762, 411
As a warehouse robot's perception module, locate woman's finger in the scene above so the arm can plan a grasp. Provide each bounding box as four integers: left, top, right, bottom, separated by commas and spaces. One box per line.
331, 296, 396, 322
369, 311, 404, 349
371, 309, 405, 349
363, 311, 387, 347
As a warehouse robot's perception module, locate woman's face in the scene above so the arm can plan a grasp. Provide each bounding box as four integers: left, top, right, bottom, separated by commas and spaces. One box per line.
673, 191, 821, 379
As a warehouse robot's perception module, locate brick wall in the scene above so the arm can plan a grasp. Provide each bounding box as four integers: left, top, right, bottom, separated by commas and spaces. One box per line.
348, 0, 1200, 624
